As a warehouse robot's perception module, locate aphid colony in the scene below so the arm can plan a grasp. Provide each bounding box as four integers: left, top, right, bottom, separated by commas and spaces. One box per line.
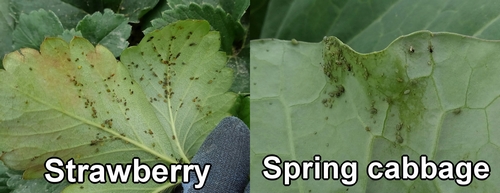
322, 37, 352, 81
90, 132, 121, 146
395, 122, 404, 144
321, 85, 345, 108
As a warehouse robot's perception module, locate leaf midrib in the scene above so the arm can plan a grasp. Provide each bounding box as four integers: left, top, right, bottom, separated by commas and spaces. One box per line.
7, 79, 177, 164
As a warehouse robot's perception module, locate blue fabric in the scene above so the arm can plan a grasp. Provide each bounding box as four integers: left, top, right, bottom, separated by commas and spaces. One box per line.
183, 117, 250, 193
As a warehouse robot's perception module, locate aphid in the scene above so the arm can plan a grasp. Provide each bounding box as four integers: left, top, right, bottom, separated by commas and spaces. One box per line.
396, 123, 403, 131
30, 156, 39, 161
172, 135, 176, 140
428, 45, 433, 53
337, 85, 345, 93
207, 80, 213, 84
29, 67, 32, 71
453, 108, 461, 115
90, 140, 98, 146
396, 135, 404, 143
189, 43, 196, 46
363, 70, 370, 80
148, 129, 153, 135
365, 126, 370, 131
325, 117, 328, 120
403, 89, 410, 95
291, 39, 299, 45
409, 46, 415, 53
370, 107, 378, 115
386, 97, 393, 105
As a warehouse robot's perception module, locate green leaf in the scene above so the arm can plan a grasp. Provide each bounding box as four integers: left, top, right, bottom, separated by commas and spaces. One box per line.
140, 0, 171, 32
63, 181, 172, 193
236, 95, 250, 127
12, 9, 64, 50
250, 32, 500, 192
167, 0, 250, 20
10, 0, 158, 26
10, 0, 88, 29
227, 46, 250, 93
121, 19, 238, 159
0, 162, 10, 193
0, 0, 14, 69
146, 3, 245, 54
259, 0, 500, 53
248, 0, 268, 40
10, 8, 131, 57
60, 0, 159, 23
58, 29, 83, 43
3, 168, 69, 193
0, 20, 236, 192
76, 9, 131, 57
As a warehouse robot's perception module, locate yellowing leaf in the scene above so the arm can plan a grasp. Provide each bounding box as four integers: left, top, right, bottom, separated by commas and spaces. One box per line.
0, 20, 236, 192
